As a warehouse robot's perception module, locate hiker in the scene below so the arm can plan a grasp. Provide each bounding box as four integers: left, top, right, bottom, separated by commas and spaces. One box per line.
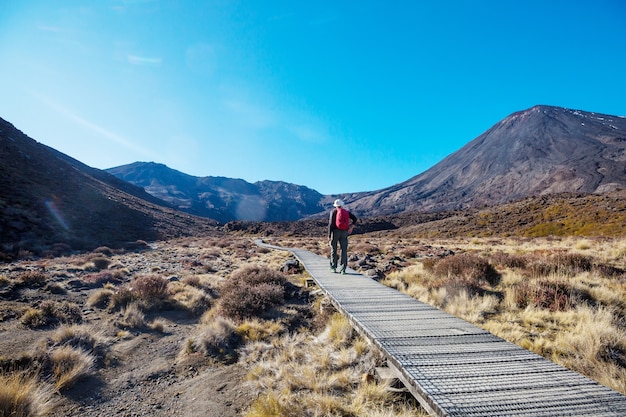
328, 199, 357, 274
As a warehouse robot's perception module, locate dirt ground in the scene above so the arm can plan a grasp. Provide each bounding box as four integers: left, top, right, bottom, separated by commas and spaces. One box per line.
0, 239, 286, 417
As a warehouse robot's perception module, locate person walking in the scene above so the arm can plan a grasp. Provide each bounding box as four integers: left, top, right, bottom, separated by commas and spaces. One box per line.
328, 199, 357, 274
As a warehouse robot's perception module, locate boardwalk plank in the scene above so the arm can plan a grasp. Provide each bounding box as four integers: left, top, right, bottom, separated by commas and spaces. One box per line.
256, 240, 626, 416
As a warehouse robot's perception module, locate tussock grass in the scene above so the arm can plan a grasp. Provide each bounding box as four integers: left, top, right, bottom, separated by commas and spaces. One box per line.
0, 372, 56, 417
48, 345, 95, 390
119, 303, 146, 329
17, 271, 48, 287
242, 313, 425, 417
236, 319, 285, 342
169, 281, 212, 316
383, 236, 626, 394
87, 288, 114, 308
182, 317, 242, 364
20, 300, 82, 329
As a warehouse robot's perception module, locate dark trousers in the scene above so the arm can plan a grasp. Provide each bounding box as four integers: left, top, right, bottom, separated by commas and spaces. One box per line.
330, 229, 349, 272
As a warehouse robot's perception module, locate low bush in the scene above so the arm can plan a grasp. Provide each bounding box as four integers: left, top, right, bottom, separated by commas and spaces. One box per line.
432, 253, 501, 287
132, 274, 169, 301
514, 279, 592, 312
91, 257, 111, 270
489, 252, 528, 269
218, 266, 287, 320
83, 271, 124, 287
21, 301, 82, 328
17, 271, 47, 288
526, 253, 594, 277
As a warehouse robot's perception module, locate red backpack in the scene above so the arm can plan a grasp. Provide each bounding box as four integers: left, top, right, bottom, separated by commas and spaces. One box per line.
335, 207, 350, 231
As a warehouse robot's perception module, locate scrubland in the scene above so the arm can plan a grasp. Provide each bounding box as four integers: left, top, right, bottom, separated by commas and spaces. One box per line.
0, 236, 424, 416
1, 232, 625, 416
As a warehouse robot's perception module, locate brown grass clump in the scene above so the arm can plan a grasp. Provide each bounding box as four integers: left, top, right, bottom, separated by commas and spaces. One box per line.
21, 301, 82, 329
48, 346, 95, 390
218, 266, 287, 320
242, 313, 423, 417
182, 317, 242, 364
132, 274, 169, 301
17, 271, 48, 288
48, 324, 109, 357
169, 281, 212, 316
87, 288, 114, 309
0, 372, 56, 417
383, 236, 626, 395
119, 303, 146, 329
83, 271, 124, 287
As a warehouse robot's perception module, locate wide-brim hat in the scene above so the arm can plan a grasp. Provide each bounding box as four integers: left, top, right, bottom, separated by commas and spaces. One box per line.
333, 199, 345, 207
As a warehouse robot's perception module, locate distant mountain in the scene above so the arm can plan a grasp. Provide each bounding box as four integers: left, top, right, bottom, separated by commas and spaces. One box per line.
106, 162, 326, 223
0, 118, 218, 258
342, 105, 626, 216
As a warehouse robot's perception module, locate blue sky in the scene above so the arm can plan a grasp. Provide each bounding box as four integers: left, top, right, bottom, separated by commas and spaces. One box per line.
1, 1, 625, 195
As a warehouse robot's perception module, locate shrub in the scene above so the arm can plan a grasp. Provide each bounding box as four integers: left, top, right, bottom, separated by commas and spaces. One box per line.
514, 280, 591, 312
93, 246, 113, 256
132, 274, 169, 301
489, 252, 528, 269
219, 283, 284, 320
91, 257, 111, 270
433, 253, 501, 287
218, 266, 288, 320
527, 253, 594, 277
0, 372, 56, 417
18, 271, 47, 288
83, 271, 124, 287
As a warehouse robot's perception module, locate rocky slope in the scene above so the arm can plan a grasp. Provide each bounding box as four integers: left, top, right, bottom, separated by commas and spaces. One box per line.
342, 105, 626, 216
106, 162, 326, 223
0, 118, 219, 258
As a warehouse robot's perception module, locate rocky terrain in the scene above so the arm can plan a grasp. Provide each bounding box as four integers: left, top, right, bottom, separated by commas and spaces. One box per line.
106, 162, 327, 223
0, 118, 219, 259
343, 105, 626, 216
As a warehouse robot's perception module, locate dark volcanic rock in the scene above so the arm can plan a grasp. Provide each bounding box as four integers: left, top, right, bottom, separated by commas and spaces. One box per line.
342, 105, 626, 216
0, 118, 219, 257
106, 162, 326, 222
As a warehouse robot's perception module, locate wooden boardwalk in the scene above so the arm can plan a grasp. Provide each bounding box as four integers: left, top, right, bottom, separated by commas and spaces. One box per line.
256, 240, 626, 416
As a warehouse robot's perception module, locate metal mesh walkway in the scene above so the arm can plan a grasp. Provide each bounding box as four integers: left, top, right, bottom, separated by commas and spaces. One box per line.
257, 240, 626, 416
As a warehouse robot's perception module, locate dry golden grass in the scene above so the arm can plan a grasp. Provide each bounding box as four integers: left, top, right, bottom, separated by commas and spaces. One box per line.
241, 311, 426, 417
49, 345, 95, 390
382, 236, 626, 395
0, 372, 57, 417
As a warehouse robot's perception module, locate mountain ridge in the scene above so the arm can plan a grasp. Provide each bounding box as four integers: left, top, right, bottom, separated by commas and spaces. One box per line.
0, 117, 219, 258
108, 105, 626, 220
106, 162, 326, 223
341, 105, 626, 216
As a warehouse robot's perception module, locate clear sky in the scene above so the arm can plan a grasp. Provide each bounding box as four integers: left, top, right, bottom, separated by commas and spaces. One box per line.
1, 1, 625, 195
